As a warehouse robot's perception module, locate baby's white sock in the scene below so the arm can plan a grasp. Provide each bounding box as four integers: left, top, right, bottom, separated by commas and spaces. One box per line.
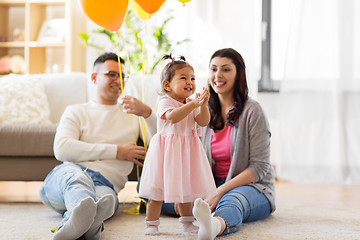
144, 219, 160, 235
179, 216, 199, 233
84, 194, 116, 240
53, 197, 96, 240
193, 198, 221, 240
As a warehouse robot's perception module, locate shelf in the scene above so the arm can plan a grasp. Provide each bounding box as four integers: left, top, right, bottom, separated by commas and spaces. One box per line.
28, 0, 66, 6
28, 41, 65, 47
0, 1, 25, 5
29, 0, 65, 3
0, 0, 65, 4
0, 0, 86, 74
0, 42, 25, 47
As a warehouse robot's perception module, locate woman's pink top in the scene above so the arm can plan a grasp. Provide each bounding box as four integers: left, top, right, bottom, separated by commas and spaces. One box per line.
211, 125, 232, 178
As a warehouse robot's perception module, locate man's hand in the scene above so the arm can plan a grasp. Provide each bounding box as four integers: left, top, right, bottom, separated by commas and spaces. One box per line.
120, 95, 152, 118
116, 144, 146, 166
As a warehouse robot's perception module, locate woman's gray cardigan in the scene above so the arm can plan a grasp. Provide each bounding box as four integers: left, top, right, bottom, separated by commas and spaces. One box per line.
201, 98, 276, 212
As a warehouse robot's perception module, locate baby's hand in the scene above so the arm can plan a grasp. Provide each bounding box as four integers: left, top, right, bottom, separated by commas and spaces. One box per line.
196, 87, 209, 107
200, 87, 210, 106
192, 88, 209, 108
192, 93, 202, 108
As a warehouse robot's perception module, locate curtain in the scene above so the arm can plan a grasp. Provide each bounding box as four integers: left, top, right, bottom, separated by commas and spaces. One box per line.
163, 0, 262, 97
277, 0, 360, 183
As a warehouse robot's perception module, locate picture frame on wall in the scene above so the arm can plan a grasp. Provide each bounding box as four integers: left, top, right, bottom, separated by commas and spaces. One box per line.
37, 18, 67, 42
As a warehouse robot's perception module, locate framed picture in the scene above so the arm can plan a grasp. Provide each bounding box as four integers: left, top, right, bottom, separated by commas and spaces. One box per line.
37, 18, 67, 42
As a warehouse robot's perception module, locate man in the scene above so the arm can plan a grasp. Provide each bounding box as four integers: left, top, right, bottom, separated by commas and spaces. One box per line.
39, 52, 156, 240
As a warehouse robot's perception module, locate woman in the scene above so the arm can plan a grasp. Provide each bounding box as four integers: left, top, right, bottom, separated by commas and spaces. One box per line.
137, 48, 275, 239
192, 48, 276, 239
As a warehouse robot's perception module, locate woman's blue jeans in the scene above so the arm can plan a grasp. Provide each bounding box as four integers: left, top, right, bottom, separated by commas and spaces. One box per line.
140, 176, 271, 236
39, 163, 118, 227
214, 182, 271, 235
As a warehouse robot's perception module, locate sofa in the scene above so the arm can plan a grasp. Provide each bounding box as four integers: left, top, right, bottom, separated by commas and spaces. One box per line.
0, 73, 89, 181
0, 72, 161, 181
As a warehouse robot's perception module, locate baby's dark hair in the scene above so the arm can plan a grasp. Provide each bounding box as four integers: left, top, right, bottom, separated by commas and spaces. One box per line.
160, 53, 193, 93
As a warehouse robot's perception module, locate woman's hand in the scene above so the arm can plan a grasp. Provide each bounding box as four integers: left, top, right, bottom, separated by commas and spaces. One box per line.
206, 170, 256, 211
206, 192, 223, 211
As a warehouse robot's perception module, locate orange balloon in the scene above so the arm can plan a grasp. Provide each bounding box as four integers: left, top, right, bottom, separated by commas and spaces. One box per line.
80, 0, 129, 31
133, 0, 166, 14
130, 0, 153, 20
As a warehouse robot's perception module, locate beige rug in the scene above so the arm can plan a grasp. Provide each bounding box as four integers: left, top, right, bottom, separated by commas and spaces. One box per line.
1, 199, 359, 240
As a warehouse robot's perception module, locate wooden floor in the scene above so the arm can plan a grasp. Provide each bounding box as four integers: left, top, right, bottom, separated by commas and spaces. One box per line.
0, 180, 359, 211
275, 181, 360, 211
0, 181, 140, 203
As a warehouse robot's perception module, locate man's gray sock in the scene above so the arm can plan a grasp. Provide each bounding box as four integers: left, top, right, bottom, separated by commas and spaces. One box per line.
53, 197, 96, 240
84, 194, 116, 240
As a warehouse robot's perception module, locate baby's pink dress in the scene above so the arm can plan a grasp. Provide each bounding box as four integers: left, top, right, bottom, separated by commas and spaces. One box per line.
139, 96, 217, 203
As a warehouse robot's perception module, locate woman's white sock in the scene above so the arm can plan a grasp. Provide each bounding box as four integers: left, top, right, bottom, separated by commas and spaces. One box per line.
193, 198, 221, 240
53, 197, 96, 240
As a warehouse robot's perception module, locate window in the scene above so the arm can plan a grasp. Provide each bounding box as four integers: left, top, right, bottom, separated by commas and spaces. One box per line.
258, 0, 280, 92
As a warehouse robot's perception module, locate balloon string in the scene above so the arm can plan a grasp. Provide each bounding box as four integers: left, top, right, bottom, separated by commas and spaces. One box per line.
125, 37, 146, 180
117, 55, 124, 94
143, 36, 149, 103
114, 32, 142, 180
138, 117, 147, 149
126, 52, 131, 76
141, 22, 149, 148
138, 21, 149, 179
141, 22, 145, 76
115, 32, 124, 93
137, 117, 148, 179
114, 33, 137, 147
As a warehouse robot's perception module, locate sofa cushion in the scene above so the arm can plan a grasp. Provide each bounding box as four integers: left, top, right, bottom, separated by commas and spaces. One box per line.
41, 72, 88, 123
0, 124, 57, 156
0, 156, 60, 181
0, 74, 51, 124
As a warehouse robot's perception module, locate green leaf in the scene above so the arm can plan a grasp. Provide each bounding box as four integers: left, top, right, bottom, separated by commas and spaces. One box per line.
50, 226, 58, 233
78, 32, 89, 47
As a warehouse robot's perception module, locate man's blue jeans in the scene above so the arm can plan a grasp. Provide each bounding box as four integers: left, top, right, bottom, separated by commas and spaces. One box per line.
39, 163, 118, 227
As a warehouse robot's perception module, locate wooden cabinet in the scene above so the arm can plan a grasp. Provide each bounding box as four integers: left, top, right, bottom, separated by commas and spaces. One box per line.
0, 0, 86, 74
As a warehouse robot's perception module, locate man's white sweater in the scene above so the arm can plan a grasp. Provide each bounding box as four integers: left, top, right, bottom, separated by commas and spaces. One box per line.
54, 100, 156, 193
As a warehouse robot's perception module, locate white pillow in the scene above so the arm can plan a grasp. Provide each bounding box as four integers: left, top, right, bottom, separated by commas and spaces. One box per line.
0, 74, 51, 124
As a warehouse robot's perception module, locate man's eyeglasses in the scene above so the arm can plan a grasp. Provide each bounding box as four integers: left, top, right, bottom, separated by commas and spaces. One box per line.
96, 71, 129, 81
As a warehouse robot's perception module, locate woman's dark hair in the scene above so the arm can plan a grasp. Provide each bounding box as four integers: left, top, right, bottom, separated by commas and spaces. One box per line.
93, 52, 125, 69
160, 52, 193, 93
208, 48, 248, 130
